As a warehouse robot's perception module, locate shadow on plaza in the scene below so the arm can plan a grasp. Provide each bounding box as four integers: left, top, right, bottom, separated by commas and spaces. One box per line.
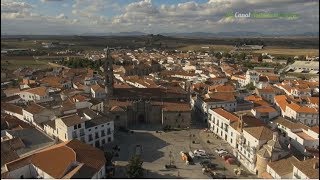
113, 165, 180, 179
110, 130, 169, 163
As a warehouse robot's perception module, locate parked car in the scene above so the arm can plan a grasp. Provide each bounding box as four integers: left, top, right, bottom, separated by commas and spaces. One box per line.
200, 160, 217, 169
222, 154, 233, 161
194, 149, 206, 154
215, 149, 228, 154
219, 152, 229, 157
189, 151, 195, 158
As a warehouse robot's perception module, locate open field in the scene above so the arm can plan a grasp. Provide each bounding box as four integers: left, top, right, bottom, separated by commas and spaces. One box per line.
253, 47, 319, 56
178, 44, 234, 52
1, 56, 51, 70
2, 35, 319, 51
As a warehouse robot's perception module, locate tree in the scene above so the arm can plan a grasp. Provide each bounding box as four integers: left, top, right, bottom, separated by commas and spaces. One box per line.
258, 54, 263, 62
245, 82, 256, 90
287, 57, 294, 65
127, 155, 144, 178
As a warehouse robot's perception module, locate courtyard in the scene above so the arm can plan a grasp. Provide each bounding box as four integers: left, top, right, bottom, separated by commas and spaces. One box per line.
108, 123, 257, 179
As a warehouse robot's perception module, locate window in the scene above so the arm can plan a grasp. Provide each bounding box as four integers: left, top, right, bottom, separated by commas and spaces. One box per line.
74, 125, 77, 130
88, 128, 91, 132
80, 136, 85, 142
108, 137, 111, 142
102, 139, 106, 145
78, 124, 81, 128
89, 134, 93, 141
107, 128, 111, 135
101, 125, 104, 127
65, 133, 67, 139
95, 132, 99, 139
101, 130, 105, 137
95, 127, 98, 129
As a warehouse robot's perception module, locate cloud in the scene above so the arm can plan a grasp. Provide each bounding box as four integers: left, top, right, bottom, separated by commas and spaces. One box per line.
56, 13, 67, 19
1, 0, 319, 35
1, 1, 32, 13
40, 0, 64, 3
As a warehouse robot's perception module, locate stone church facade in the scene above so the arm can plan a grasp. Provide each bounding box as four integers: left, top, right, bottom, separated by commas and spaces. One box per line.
103, 48, 191, 129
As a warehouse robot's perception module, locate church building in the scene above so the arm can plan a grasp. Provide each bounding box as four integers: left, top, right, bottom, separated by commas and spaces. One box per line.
103, 48, 192, 129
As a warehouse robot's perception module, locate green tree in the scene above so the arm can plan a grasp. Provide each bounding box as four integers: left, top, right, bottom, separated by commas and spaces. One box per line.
245, 82, 256, 90
215, 52, 222, 59
258, 54, 263, 62
287, 57, 294, 65
222, 52, 231, 58
127, 156, 144, 178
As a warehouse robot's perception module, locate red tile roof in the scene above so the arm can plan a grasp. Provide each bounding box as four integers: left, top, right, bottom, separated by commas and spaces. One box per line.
212, 108, 239, 123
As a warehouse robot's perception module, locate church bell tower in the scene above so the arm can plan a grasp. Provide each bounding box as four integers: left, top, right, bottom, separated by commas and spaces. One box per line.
104, 47, 114, 96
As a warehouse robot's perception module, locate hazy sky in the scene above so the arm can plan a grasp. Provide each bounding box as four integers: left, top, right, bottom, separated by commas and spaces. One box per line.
1, 0, 319, 35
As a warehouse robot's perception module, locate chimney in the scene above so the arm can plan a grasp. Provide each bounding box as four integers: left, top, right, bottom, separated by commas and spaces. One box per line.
313, 162, 319, 169
272, 132, 278, 141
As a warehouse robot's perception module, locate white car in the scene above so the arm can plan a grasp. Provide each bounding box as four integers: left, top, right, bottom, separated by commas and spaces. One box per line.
215, 149, 228, 154
194, 149, 206, 155
188, 151, 195, 158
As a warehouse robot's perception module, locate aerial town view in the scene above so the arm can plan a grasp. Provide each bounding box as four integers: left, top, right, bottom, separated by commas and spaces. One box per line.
1, 0, 319, 179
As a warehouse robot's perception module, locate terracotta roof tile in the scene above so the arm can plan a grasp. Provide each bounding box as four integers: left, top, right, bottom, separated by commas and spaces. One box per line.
59, 114, 86, 127
268, 156, 298, 176
212, 108, 239, 123
310, 126, 319, 134
292, 158, 319, 179
1, 103, 23, 115
24, 102, 46, 114
23, 86, 48, 96
5, 140, 105, 178
273, 117, 308, 130
253, 106, 277, 113
244, 126, 273, 140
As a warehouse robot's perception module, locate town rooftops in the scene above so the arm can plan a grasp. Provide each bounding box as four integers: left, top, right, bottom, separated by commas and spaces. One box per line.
287, 102, 318, 114
91, 84, 105, 92
23, 86, 48, 96
268, 156, 299, 176
211, 108, 239, 123
292, 157, 319, 179
202, 92, 236, 102
253, 106, 277, 113
152, 101, 191, 112
273, 117, 308, 131
59, 114, 86, 127
244, 126, 273, 141
1, 103, 23, 115
5, 140, 105, 179
24, 103, 46, 114
84, 116, 111, 128
310, 126, 319, 134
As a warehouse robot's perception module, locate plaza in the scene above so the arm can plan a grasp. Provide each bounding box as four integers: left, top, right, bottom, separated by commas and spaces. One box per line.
109, 122, 257, 179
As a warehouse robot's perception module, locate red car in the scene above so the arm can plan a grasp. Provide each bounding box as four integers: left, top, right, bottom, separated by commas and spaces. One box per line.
222, 154, 233, 161
226, 157, 237, 164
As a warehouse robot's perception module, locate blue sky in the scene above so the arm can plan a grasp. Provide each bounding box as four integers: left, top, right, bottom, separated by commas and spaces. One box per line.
1, 0, 319, 35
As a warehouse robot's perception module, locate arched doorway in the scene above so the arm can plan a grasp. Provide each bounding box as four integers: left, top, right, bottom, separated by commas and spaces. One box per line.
138, 114, 145, 123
